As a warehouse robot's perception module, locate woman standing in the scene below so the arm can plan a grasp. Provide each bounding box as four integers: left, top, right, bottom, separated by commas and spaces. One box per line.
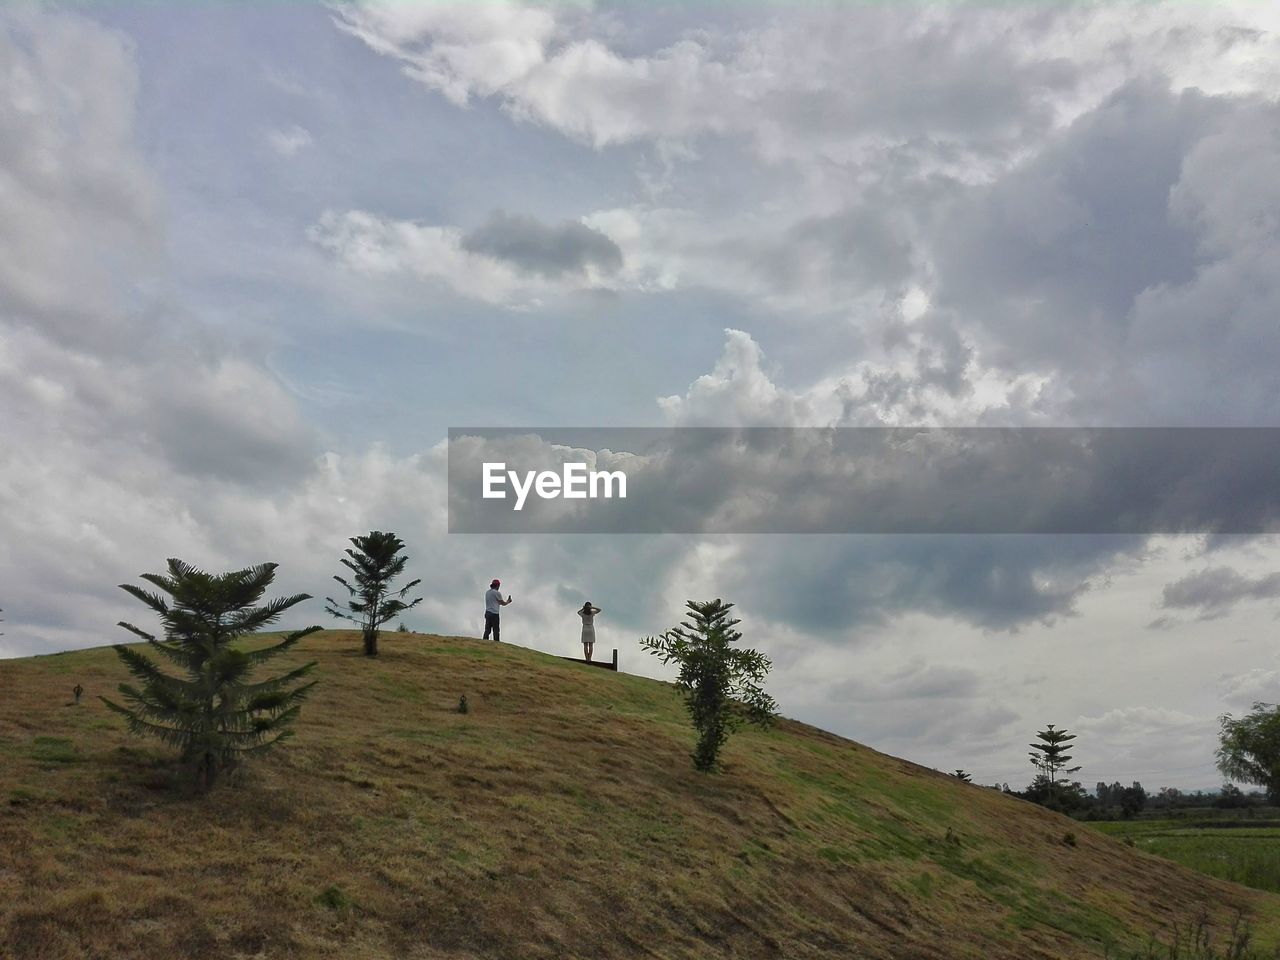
578, 601, 602, 662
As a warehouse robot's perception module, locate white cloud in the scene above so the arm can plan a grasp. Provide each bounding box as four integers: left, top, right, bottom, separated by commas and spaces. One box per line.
658, 327, 1049, 428
1073, 706, 1220, 786
0, 11, 320, 646
0, 9, 159, 349
266, 124, 314, 156
334, 0, 1280, 163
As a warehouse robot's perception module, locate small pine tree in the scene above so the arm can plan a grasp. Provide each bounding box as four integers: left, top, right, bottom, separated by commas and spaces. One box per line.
101, 560, 320, 790
953, 769, 973, 782
325, 531, 423, 657
641, 598, 777, 772
1029, 723, 1081, 796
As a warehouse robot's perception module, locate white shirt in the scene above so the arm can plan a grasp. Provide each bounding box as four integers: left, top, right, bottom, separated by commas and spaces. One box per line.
485, 588, 504, 615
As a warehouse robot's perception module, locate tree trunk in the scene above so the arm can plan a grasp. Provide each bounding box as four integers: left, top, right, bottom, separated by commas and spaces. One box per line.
363, 628, 378, 657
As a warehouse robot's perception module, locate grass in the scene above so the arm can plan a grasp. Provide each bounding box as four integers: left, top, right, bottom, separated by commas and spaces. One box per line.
2, 630, 1280, 959
1094, 819, 1280, 894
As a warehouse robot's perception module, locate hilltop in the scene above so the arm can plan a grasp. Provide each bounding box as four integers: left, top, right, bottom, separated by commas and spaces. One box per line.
1, 631, 1276, 959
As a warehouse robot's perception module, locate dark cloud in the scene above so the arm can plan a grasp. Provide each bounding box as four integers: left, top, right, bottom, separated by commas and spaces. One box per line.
1160, 566, 1280, 619
723, 534, 1130, 634
935, 79, 1217, 373
932, 80, 1280, 426
449, 428, 1280, 537
460, 211, 623, 278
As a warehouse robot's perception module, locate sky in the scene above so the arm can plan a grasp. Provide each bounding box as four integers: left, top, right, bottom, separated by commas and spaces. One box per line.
3, 0, 1280, 790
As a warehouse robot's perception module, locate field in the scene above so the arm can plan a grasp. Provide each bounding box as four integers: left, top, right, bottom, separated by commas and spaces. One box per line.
3, 631, 1280, 960
1093, 816, 1280, 894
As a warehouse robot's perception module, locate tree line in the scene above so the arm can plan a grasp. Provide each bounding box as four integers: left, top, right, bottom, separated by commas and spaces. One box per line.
959, 712, 1280, 820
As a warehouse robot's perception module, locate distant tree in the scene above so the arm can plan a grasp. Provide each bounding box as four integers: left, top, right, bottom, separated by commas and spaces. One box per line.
1029, 724, 1081, 795
641, 598, 777, 772
1023, 775, 1089, 813
1159, 786, 1182, 803
1217, 702, 1280, 803
953, 769, 973, 782
325, 531, 423, 657
101, 560, 320, 790
1214, 782, 1249, 810
1119, 783, 1147, 819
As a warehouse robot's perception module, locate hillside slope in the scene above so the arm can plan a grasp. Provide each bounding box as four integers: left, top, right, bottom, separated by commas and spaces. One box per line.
1, 631, 1275, 960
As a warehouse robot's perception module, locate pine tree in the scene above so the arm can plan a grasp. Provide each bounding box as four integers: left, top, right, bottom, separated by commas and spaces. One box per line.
1029, 724, 1081, 795
101, 560, 320, 790
953, 769, 973, 782
641, 598, 777, 772
325, 531, 423, 657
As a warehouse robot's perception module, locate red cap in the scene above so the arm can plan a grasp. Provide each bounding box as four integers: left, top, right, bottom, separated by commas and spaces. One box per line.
491, 579, 500, 588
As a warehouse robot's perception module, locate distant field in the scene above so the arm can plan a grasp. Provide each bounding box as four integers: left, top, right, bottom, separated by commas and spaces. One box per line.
1092, 818, 1280, 893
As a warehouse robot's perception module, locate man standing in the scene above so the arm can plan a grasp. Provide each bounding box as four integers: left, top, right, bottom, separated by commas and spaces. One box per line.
483, 579, 511, 642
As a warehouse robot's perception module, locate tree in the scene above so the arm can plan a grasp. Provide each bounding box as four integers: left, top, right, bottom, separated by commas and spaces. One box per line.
1214, 782, 1249, 810
1119, 783, 1146, 819
641, 598, 777, 772
953, 769, 973, 782
101, 560, 319, 790
325, 531, 423, 657
1217, 702, 1280, 803
1029, 724, 1081, 789
1023, 775, 1089, 813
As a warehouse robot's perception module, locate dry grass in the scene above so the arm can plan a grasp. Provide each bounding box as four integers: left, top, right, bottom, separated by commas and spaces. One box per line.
2, 630, 1277, 960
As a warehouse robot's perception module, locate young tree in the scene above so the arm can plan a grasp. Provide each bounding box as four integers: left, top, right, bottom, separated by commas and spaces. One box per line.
641, 598, 777, 772
101, 560, 320, 790
1029, 724, 1081, 796
1217, 702, 1280, 802
953, 769, 973, 782
325, 531, 423, 657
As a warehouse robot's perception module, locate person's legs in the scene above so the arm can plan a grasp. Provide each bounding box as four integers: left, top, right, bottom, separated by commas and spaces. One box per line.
585, 642, 593, 661
492, 615, 501, 643
483, 612, 497, 640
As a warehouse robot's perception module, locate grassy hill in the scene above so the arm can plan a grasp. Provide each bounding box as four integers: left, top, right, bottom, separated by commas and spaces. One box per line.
2, 630, 1277, 960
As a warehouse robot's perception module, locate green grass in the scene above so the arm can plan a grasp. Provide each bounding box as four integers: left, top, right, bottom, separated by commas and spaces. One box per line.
1093, 819, 1280, 893
28, 736, 82, 764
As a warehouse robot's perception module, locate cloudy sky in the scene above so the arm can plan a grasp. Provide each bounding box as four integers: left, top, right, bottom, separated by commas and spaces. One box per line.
4, 0, 1280, 790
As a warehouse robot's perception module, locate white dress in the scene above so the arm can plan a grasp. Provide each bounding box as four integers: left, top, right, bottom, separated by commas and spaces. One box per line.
579, 609, 597, 645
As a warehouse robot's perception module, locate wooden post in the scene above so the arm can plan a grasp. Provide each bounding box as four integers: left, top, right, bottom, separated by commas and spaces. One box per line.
611, 648, 618, 671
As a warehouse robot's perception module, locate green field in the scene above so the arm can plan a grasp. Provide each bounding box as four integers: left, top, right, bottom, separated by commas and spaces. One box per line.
1092, 817, 1280, 894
